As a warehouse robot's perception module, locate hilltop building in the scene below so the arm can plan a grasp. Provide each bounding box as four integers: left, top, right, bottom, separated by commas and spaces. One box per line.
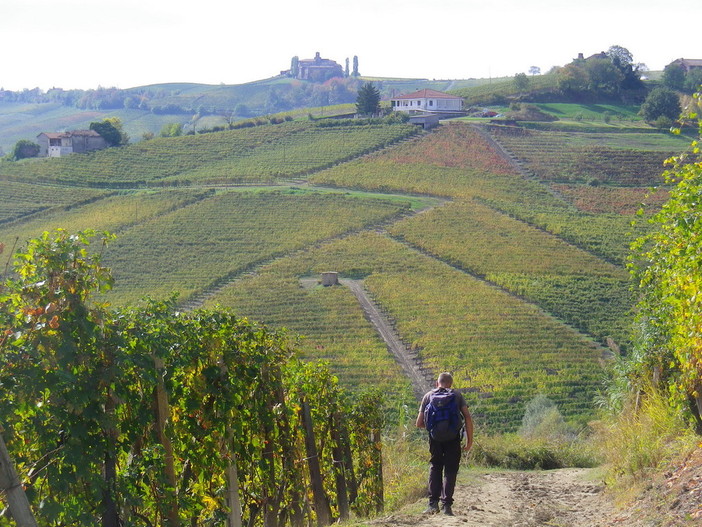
284, 52, 344, 82
37, 130, 108, 157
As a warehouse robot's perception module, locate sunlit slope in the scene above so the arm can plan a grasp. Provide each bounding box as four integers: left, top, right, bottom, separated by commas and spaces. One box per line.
99, 190, 409, 305
0, 118, 663, 430
313, 123, 637, 349
0, 189, 211, 247
0, 180, 108, 223
203, 261, 415, 405
208, 232, 604, 431
0, 121, 418, 186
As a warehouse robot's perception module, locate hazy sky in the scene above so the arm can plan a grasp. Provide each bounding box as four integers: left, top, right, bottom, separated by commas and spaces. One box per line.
1, 0, 699, 91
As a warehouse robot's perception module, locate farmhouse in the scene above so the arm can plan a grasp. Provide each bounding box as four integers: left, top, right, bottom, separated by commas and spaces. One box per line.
670, 58, 702, 73
390, 89, 463, 115
37, 130, 108, 157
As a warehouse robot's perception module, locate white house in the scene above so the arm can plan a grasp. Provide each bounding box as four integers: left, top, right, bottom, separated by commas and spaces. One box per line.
390, 89, 463, 114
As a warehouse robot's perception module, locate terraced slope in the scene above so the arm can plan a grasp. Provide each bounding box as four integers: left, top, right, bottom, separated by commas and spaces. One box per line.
0, 119, 660, 431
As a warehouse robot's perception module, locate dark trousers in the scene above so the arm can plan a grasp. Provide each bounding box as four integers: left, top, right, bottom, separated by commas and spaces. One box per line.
428, 437, 462, 505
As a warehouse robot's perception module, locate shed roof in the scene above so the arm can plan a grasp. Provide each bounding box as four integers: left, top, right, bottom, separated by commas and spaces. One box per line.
38, 130, 102, 139
674, 58, 702, 68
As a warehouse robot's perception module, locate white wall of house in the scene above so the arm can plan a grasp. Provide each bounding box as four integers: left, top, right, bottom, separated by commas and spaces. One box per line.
392, 97, 462, 113
48, 145, 73, 157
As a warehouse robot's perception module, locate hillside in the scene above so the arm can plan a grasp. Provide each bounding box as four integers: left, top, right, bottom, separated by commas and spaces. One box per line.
0, 76, 497, 154
0, 106, 681, 432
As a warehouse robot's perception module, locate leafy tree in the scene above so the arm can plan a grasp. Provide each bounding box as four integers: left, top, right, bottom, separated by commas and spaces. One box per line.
606, 44, 644, 90
356, 82, 380, 116
684, 68, 702, 93
10, 139, 40, 160
640, 87, 681, 122
528, 66, 541, 76
513, 72, 529, 91
556, 63, 588, 93
345, 57, 350, 77
352, 55, 359, 77
630, 94, 702, 422
663, 62, 686, 90
290, 56, 299, 78
89, 117, 129, 146
585, 58, 624, 94
160, 122, 183, 137
519, 395, 574, 440
234, 102, 251, 117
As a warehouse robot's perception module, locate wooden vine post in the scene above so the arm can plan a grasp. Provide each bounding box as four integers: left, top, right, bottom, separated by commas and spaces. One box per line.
300, 399, 332, 526
330, 411, 349, 522
225, 456, 242, 527
372, 427, 384, 512
0, 431, 38, 527
153, 357, 180, 527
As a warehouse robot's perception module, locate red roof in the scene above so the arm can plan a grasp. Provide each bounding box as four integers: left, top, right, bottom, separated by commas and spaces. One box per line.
391, 89, 462, 100
38, 130, 101, 139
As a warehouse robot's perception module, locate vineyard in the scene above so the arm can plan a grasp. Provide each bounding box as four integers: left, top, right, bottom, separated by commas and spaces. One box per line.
550, 183, 670, 214
0, 113, 671, 521
388, 199, 624, 278
0, 121, 418, 186
0, 232, 384, 525
99, 190, 410, 305
484, 124, 681, 185
0, 180, 108, 223
206, 232, 605, 431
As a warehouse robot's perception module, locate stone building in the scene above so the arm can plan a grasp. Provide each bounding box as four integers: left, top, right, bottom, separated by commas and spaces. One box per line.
296, 52, 344, 82
37, 130, 108, 157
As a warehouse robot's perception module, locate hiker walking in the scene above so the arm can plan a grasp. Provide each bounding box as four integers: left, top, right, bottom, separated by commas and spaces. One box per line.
416, 372, 474, 516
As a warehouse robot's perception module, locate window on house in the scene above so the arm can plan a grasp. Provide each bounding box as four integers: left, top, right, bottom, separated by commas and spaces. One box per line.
429, 100, 433, 106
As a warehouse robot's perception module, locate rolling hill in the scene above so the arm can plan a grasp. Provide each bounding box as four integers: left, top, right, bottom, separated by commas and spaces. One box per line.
0, 105, 678, 431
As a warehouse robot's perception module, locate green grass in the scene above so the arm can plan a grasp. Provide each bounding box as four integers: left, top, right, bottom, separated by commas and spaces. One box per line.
535, 103, 642, 121
450, 74, 560, 104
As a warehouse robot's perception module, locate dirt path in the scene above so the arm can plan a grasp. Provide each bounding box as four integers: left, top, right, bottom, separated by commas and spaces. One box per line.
341, 279, 432, 399
369, 468, 616, 527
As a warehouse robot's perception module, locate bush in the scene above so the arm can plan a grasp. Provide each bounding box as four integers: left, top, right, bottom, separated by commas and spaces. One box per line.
640, 87, 682, 123
468, 434, 598, 470
595, 387, 697, 488
10, 139, 40, 160
519, 394, 577, 440
505, 104, 558, 122
654, 115, 674, 131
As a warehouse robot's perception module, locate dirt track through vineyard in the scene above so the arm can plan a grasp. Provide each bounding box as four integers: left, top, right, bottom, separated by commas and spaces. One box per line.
341, 279, 432, 399
369, 468, 617, 527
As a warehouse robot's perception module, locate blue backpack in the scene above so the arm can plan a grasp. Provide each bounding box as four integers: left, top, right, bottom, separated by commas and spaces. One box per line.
424, 389, 462, 442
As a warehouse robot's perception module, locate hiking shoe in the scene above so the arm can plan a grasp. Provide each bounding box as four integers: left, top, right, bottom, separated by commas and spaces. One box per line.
442, 504, 454, 516
423, 502, 440, 514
